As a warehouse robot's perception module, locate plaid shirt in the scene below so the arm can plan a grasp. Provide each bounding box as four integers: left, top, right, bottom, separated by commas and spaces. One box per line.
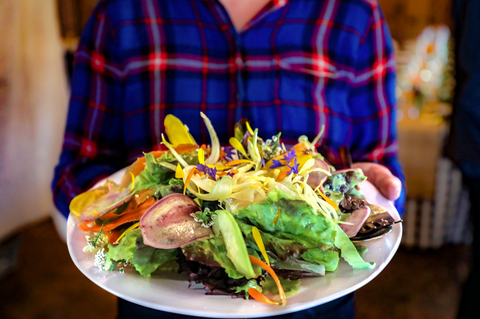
52, 0, 405, 217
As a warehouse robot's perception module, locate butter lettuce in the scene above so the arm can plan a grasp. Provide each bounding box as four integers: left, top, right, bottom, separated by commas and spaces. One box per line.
134, 236, 179, 276
106, 229, 178, 277
301, 248, 339, 272
334, 224, 374, 269
135, 153, 176, 190
236, 190, 373, 271
236, 190, 336, 247
182, 237, 245, 279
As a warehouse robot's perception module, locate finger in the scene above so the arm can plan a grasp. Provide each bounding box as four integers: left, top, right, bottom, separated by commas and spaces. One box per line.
352, 162, 402, 201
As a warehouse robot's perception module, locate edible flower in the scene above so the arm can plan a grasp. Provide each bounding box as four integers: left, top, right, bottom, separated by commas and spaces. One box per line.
260, 157, 265, 167
286, 158, 299, 175
195, 164, 217, 180
223, 146, 239, 162
270, 149, 296, 169
270, 159, 284, 169
282, 149, 296, 163
248, 255, 286, 306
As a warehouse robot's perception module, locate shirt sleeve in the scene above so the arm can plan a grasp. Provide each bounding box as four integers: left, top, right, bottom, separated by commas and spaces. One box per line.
51, 1, 126, 218
348, 3, 406, 215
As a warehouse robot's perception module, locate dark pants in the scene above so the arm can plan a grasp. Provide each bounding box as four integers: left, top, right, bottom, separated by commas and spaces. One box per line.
117, 293, 355, 319
457, 177, 480, 319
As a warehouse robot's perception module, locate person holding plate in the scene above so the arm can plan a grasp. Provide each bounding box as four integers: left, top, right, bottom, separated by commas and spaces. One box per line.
52, 0, 404, 318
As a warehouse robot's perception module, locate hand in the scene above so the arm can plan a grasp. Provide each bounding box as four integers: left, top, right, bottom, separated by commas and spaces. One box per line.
352, 162, 402, 201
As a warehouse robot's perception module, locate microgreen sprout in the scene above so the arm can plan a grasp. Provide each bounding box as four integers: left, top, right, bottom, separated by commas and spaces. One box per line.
109, 260, 124, 273
271, 132, 282, 150
88, 224, 105, 248
191, 208, 217, 227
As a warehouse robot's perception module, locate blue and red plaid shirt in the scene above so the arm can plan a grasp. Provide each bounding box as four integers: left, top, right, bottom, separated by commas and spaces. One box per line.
52, 0, 405, 217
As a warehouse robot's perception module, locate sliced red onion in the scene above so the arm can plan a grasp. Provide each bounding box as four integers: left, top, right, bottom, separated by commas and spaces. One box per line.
140, 194, 212, 249
81, 189, 134, 221
340, 206, 371, 238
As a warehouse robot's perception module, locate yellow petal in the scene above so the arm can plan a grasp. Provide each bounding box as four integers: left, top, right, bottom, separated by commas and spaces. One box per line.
273, 207, 281, 225
164, 114, 196, 147
252, 227, 270, 266
227, 159, 254, 166
198, 148, 205, 164
69, 189, 107, 216
296, 153, 313, 167
114, 222, 140, 244
229, 137, 248, 157
299, 158, 315, 175
175, 163, 185, 178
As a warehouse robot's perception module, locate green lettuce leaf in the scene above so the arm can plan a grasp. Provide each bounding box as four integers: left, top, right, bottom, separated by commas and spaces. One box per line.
237, 220, 318, 260
262, 276, 301, 298
236, 190, 373, 270
154, 179, 184, 197
334, 224, 375, 269
133, 236, 178, 277
135, 153, 176, 190
106, 229, 179, 277
182, 237, 245, 279
236, 192, 336, 247
300, 248, 339, 272
235, 279, 263, 298
106, 229, 140, 264
267, 252, 326, 276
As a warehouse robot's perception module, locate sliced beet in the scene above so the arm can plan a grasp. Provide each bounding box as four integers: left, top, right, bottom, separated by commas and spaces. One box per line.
140, 194, 212, 249
339, 206, 371, 238
81, 189, 134, 221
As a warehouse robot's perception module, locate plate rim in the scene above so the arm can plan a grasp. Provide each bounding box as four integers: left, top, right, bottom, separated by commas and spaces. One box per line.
67, 172, 402, 318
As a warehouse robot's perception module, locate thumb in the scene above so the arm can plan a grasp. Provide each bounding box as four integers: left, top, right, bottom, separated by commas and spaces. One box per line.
352, 162, 402, 201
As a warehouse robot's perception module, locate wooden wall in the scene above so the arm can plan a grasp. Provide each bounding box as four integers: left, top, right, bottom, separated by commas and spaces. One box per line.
57, 0, 98, 39
379, 0, 453, 43
56, 0, 454, 43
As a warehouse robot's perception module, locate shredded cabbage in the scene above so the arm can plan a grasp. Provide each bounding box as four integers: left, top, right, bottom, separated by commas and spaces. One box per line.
201, 112, 220, 165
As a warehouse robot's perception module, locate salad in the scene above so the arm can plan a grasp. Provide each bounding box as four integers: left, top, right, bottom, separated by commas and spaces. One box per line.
70, 113, 377, 306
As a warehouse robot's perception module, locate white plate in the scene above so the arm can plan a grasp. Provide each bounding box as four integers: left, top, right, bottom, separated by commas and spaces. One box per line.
67, 171, 402, 318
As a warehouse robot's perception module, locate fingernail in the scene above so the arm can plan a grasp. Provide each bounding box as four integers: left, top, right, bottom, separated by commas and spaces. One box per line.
388, 180, 401, 200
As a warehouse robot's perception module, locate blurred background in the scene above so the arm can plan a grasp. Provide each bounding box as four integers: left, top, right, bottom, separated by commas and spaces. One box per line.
0, 0, 472, 318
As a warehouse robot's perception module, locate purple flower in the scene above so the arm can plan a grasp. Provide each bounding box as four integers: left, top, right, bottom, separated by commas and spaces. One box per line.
223, 147, 238, 162
196, 163, 208, 172
270, 159, 284, 169
287, 158, 299, 175
206, 167, 217, 180
260, 157, 265, 167
282, 149, 296, 163
195, 164, 217, 180
227, 172, 235, 177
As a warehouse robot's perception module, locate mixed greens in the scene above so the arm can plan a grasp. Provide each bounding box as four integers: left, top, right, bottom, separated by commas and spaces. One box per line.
70, 113, 376, 306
